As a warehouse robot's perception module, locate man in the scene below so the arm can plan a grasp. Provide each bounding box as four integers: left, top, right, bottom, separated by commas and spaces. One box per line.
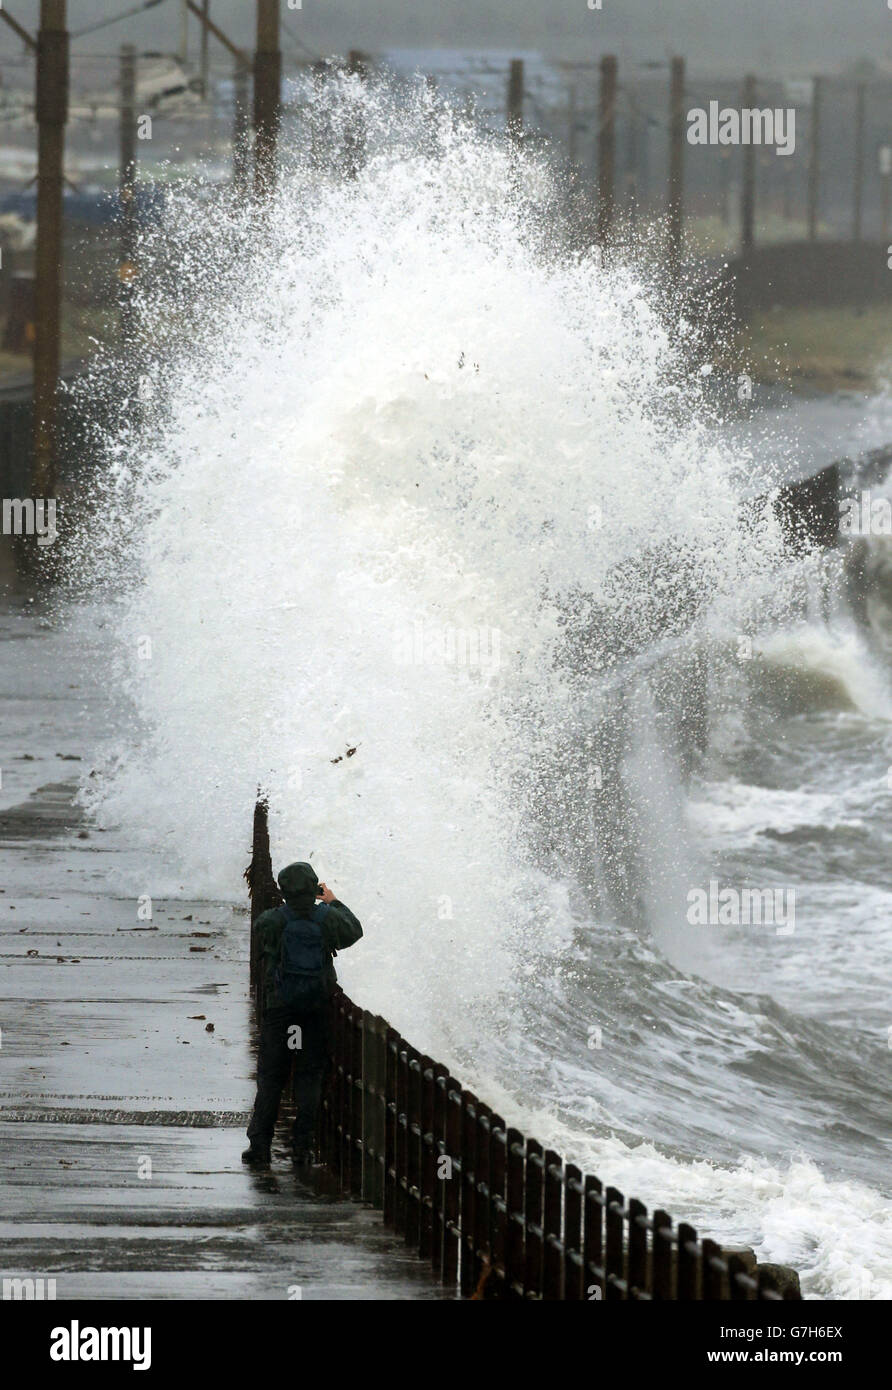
242, 860, 362, 1169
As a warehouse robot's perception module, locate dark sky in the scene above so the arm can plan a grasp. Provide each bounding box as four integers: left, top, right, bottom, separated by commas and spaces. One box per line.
0, 1, 888, 76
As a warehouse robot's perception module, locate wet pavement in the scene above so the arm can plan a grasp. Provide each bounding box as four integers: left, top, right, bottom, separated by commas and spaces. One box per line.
0, 589, 451, 1299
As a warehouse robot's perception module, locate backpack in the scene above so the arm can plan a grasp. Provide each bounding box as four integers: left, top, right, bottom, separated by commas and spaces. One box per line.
273, 902, 331, 1010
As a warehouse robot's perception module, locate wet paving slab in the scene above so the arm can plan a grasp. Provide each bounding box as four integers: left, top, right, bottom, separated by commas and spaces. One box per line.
1, 1127, 448, 1300
0, 601, 453, 1299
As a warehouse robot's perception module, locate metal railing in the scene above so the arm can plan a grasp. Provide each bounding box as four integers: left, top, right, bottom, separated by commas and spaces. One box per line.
247, 800, 798, 1301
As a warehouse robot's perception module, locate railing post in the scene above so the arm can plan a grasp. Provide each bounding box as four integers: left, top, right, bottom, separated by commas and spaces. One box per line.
360, 1011, 375, 1202
419, 1058, 436, 1259
543, 1151, 563, 1300
702, 1237, 725, 1300
583, 1175, 604, 1302
383, 1028, 399, 1226
564, 1163, 583, 1300
729, 1253, 756, 1301
605, 1186, 625, 1301
459, 1091, 477, 1297
332, 993, 346, 1188
473, 1104, 492, 1293
489, 1114, 507, 1297
373, 1017, 387, 1207
405, 1051, 423, 1249
628, 1196, 648, 1300
442, 1082, 462, 1289
677, 1222, 699, 1299
505, 1129, 525, 1299
430, 1065, 449, 1275
349, 1004, 363, 1195
318, 989, 335, 1169
652, 1209, 673, 1300
524, 1138, 544, 1298
394, 1041, 409, 1235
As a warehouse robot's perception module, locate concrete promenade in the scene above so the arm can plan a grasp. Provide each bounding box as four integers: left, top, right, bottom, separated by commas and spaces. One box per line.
0, 595, 449, 1300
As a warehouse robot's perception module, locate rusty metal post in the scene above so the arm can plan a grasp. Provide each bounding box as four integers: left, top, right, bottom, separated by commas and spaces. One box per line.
253, 0, 281, 198
33, 0, 68, 499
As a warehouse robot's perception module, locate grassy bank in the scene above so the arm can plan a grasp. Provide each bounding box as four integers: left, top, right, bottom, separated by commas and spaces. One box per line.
721, 304, 892, 395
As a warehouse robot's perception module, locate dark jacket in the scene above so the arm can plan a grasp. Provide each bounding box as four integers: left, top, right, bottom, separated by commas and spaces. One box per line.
255, 861, 362, 1006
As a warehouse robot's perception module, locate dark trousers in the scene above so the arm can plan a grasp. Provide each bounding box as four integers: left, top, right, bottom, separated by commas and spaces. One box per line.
246, 1002, 330, 1149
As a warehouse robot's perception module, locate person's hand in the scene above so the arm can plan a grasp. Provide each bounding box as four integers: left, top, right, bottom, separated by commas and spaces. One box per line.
316, 882, 335, 904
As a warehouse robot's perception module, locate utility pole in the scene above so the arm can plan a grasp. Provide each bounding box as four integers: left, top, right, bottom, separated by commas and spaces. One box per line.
853, 81, 865, 242
625, 104, 639, 224
254, 0, 281, 198
344, 50, 368, 178
667, 56, 685, 280
182, 3, 249, 190
33, 0, 68, 501
720, 149, 731, 226
0, 8, 37, 50
807, 76, 822, 241
881, 146, 892, 244
119, 44, 137, 340
232, 60, 251, 196
567, 83, 578, 169
507, 58, 523, 142
741, 74, 756, 253
597, 54, 617, 243
199, 0, 210, 99
179, 0, 188, 66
